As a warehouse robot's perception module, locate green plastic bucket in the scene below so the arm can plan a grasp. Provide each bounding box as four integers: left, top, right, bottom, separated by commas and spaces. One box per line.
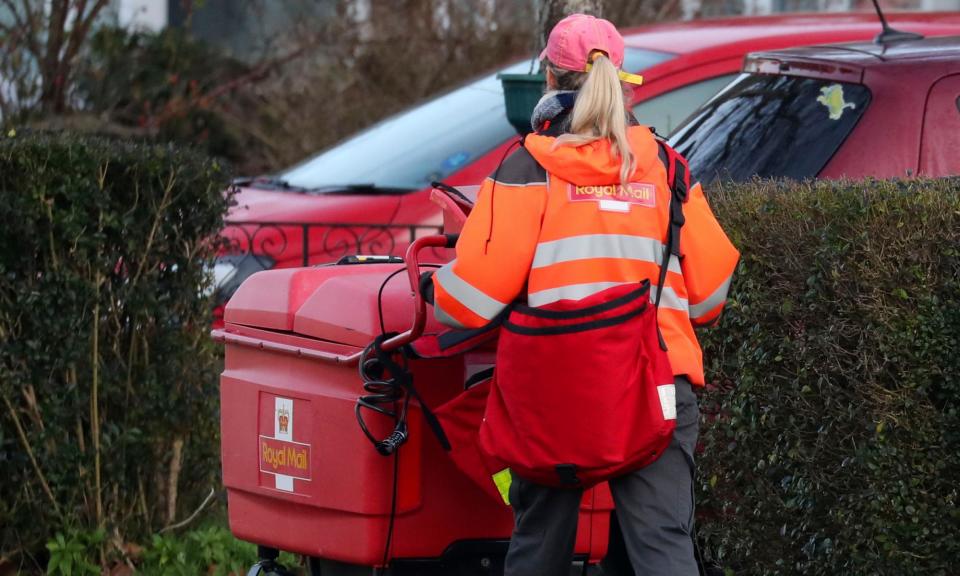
498, 73, 546, 135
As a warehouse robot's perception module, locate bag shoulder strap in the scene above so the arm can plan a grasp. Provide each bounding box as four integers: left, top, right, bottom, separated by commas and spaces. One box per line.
654, 138, 690, 350
656, 138, 691, 200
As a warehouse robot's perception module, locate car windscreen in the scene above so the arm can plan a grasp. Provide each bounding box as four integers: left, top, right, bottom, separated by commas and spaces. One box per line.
278, 48, 675, 192
669, 74, 871, 183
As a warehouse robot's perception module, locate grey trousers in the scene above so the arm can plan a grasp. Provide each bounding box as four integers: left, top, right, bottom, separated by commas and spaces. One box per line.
503, 377, 700, 576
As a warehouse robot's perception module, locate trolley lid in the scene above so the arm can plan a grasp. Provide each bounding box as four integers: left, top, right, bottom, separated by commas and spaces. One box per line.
224, 261, 441, 347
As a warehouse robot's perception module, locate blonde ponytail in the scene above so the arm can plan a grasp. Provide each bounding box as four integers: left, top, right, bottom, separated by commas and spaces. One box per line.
551, 55, 636, 188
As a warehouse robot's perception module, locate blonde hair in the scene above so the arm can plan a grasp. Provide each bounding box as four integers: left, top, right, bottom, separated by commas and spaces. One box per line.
548, 55, 636, 188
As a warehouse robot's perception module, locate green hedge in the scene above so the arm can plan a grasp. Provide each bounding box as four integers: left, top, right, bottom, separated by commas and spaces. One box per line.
698, 178, 960, 575
0, 132, 230, 564
3, 134, 958, 575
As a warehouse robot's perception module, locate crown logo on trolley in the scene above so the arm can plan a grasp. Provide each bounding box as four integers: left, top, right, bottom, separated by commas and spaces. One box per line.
277, 406, 290, 434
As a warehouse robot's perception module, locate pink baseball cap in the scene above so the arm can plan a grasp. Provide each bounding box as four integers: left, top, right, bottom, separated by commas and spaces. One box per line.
539, 13, 625, 72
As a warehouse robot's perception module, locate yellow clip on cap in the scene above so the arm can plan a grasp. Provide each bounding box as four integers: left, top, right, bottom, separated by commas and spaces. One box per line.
617, 70, 644, 85
583, 61, 644, 86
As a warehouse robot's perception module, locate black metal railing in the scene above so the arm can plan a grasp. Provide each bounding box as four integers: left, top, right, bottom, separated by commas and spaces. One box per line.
220, 221, 446, 267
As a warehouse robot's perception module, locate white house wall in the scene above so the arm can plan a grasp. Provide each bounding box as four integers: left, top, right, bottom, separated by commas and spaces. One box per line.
115, 0, 167, 31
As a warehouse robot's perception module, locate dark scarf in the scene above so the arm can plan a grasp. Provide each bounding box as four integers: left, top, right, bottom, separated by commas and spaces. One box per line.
530, 90, 645, 137
530, 90, 577, 135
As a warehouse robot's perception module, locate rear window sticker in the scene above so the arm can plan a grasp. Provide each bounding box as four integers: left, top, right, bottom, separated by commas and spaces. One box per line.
442, 151, 471, 171
817, 84, 856, 120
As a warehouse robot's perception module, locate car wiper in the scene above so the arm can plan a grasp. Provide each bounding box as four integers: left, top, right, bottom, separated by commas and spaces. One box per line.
305, 184, 417, 195
239, 178, 415, 195
241, 176, 312, 192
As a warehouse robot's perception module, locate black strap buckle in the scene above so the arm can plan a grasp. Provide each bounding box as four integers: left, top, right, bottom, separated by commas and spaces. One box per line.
555, 464, 581, 487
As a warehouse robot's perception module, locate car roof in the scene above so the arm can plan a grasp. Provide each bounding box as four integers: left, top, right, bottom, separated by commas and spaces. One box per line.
621, 11, 960, 55
747, 34, 960, 68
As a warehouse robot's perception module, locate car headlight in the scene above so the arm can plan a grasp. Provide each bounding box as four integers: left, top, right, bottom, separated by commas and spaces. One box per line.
211, 254, 276, 305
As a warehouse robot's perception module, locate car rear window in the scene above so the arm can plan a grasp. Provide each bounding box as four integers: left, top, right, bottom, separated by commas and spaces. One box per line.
669, 73, 871, 183
632, 74, 738, 137
279, 48, 675, 192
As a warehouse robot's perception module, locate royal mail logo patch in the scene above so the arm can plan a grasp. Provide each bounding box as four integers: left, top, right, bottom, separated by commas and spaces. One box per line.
258, 395, 311, 492
259, 436, 312, 480
568, 182, 657, 208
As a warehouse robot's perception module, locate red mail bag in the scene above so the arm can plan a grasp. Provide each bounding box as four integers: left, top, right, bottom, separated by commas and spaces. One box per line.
479, 281, 676, 488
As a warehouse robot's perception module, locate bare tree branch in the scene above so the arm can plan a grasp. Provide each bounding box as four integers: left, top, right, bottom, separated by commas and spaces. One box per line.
40, 0, 70, 112
18, 0, 44, 58
0, 0, 26, 29
147, 35, 326, 129
64, 0, 93, 64
60, 0, 110, 89
655, 0, 681, 21
0, 0, 41, 58
158, 487, 216, 534
73, 0, 91, 22
0, 81, 9, 119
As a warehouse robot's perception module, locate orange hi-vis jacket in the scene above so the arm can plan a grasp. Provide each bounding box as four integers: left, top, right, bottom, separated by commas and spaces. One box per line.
432, 126, 739, 385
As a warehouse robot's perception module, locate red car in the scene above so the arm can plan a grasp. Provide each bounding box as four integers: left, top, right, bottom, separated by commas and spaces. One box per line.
669, 34, 960, 181
215, 12, 960, 306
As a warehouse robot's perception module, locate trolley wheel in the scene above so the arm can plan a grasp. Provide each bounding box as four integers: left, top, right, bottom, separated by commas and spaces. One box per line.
247, 546, 297, 576
246, 562, 297, 576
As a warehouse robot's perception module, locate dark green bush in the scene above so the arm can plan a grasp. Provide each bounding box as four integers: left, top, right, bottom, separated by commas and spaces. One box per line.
0, 132, 230, 564
76, 27, 253, 166
698, 178, 960, 575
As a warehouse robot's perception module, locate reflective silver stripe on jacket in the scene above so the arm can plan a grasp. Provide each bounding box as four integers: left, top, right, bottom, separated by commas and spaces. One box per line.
531, 234, 682, 273
650, 285, 690, 313
433, 301, 466, 329
435, 260, 509, 322
688, 274, 733, 320
528, 281, 689, 312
